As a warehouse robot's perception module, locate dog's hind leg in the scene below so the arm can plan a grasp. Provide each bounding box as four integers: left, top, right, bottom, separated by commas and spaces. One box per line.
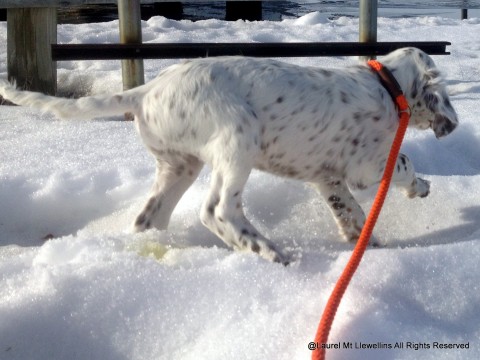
133, 153, 203, 232
199, 142, 287, 264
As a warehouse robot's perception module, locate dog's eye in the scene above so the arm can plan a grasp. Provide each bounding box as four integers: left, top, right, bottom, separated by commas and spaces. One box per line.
424, 93, 439, 112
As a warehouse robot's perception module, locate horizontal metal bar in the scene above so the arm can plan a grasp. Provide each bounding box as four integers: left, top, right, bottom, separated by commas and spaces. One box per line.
52, 42, 450, 61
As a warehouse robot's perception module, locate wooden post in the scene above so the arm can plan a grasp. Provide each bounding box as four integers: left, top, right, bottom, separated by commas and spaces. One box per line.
226, 1, 263, 21
118, 0, 145, 92
7, 8, 57, 95
359, 0, 378, 61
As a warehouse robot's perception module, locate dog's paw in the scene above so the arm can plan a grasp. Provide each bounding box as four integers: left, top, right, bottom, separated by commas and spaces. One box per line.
410, 177, 430, 198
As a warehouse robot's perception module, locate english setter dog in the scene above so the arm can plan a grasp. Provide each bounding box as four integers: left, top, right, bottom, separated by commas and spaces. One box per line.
0, 48, 458, 264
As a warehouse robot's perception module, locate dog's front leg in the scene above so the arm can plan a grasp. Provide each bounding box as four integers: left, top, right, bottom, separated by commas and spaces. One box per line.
392, 153, 430, 198
311, 178, 367, 243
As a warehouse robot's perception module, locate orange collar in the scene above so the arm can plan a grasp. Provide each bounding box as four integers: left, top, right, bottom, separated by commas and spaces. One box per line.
367, 60, 409, 113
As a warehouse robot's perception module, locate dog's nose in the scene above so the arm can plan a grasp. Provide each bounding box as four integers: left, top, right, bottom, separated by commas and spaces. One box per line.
433, 114, 458, 138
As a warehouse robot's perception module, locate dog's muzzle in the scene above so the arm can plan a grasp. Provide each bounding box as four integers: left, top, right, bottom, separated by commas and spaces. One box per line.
432, 114, 458, 138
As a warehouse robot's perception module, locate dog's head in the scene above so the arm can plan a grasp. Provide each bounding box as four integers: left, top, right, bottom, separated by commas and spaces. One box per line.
381, 47, 458, 138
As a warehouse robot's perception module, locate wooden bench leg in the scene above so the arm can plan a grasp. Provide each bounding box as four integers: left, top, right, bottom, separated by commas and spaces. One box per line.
118, 0, 145, 91
7, 8, 57, 95
226, 1, 263, 21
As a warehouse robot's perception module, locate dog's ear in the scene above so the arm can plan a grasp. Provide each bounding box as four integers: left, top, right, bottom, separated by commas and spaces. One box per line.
422, 76, 458, 138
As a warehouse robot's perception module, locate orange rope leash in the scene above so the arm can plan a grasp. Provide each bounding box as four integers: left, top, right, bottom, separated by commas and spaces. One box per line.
311, 60, 410, 360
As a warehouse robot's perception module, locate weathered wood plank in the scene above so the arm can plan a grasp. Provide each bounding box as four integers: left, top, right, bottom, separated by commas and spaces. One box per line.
359, 0, 377, 61
0, 0, 266, 7
52, 42, 451, 61
118, 0, 145, 92
7, 8, 57, 94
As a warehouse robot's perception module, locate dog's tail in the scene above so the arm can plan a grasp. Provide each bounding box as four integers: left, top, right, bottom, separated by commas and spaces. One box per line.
0, 79, 144, 120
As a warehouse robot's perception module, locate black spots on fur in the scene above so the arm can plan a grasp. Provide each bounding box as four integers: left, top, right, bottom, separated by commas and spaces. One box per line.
411, 79, 419, 99
276, 96, 284, 104
340, 91, 349, 104
327, 180, 341, 187
328, 195, 345, 210
251, 243, 261, 253
297, 124, 308, 132
114, 95, 123, 103
352, 138, 360, 147
355, 182, 367, 190
176, 164, 185, 176
236, 125, 244, 134
207, 205, 215, 216
444, 97, 453, 110
291, 105, 306, 117
395, 155, 409, 172
145, 197, 157, 213
332, 202, 346, 210
260, 142, 270, 153
424, 93, 439, 112
135, 214, 147, 227
326, 88, 333, 100
328, 195, 341, 203
207, 197, 221, 217
353, 112, 363, 122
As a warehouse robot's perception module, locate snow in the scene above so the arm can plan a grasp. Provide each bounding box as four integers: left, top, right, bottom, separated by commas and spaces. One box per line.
1, 12, 480, 360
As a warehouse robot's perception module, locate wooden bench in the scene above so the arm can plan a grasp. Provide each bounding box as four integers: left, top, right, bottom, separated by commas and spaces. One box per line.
2, 0, 452, 97
52, 41, 451, 61
1, 0, 268, 95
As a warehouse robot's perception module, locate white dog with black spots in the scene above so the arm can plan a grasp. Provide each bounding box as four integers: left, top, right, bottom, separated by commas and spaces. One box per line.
0, 48, 458, 264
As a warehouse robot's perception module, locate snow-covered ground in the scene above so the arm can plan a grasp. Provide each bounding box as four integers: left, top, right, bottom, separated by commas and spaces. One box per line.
1, 12, 480, 360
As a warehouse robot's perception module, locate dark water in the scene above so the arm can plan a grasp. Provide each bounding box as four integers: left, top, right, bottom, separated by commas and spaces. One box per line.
54, 1, 480, 24
185, 1, 480, 21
